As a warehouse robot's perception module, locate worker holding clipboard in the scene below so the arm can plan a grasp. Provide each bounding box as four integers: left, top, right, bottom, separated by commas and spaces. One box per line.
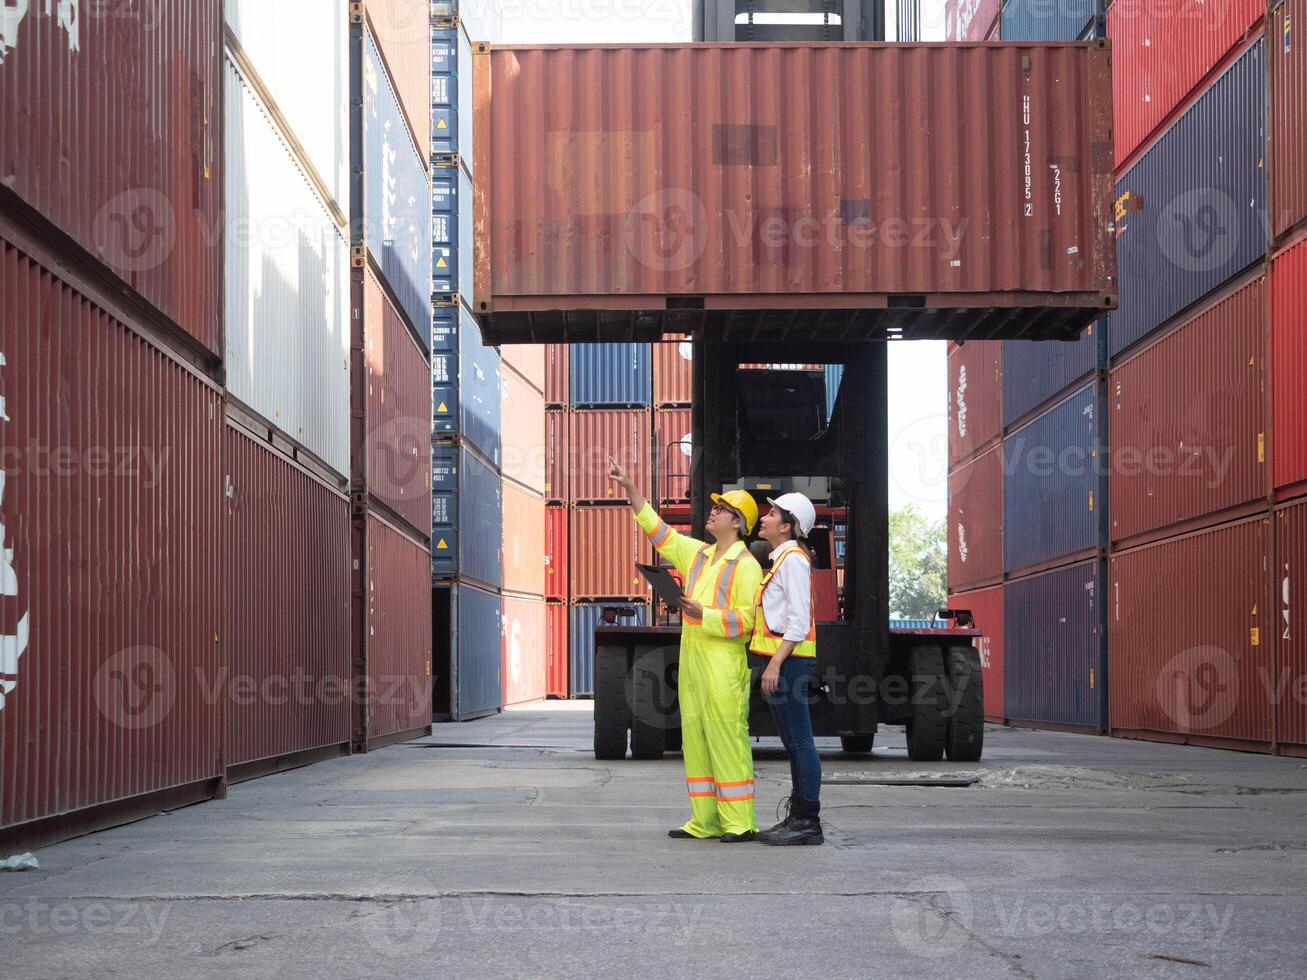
608, 457, 764, 842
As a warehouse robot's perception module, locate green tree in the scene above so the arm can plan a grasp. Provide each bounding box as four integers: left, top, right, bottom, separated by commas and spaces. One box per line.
888, 504, 947, 620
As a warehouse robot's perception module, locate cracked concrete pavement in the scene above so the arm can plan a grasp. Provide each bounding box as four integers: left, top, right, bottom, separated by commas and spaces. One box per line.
3, 703, 1307, 979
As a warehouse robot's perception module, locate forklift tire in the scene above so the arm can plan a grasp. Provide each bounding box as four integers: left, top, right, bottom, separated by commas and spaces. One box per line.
593, 647, 630, 760
905, 645, 947, 762
944, 645, 985, 762
629, 650, 667, 760
840, 735, 875, 753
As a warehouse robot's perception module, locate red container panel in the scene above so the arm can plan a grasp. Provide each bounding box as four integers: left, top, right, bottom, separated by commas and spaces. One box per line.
1272, 234, 1307, 496
949, 585, 1004, 722
1276, 500, 1307, 749
545, 344, 569, 406
1, 233, 224, 832
362, 0, 431, 163
361, 514, 432, 743
546, 506, 569, 600
502, 345, 546, 394
948, 444, 1003, 590
653, 341, 693, 406
947, 340, 1002, 467
1271, 0, 1307, 240
947, 0, 1001, 41
226, 425, 352, 768
568, 409, 652, 504
545, 409, 568, 502
546, 602, 569, 698
655, 408, 693, 503
569, 506, 652, 600
1109, 516, 1274, 745
503, 481, 546, 596
362, 270, 432, 539
1109, 275, 1267, 545
501, 365, 546, 494
473, 42, 1116, 342
0, 3, 222, 354
1109, 0, 1264, 169
502, 595, 547, 706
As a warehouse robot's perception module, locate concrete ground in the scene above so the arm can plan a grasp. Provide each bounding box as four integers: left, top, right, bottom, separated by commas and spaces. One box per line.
3, 705, 1307, 979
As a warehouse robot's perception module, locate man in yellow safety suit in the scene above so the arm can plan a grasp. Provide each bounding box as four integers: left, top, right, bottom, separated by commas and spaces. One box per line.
609, 457, 763, 842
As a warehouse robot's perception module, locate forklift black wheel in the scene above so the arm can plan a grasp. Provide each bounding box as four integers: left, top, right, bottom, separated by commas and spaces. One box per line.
594, 648, 630, 760
944, 645, 985, 762
905, 645, 948, 762
840, 735, 875, 753
629, 650, 667, 760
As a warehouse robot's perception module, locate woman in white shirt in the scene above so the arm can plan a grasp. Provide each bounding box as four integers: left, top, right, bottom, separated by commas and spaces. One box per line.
749, 492, 823, 846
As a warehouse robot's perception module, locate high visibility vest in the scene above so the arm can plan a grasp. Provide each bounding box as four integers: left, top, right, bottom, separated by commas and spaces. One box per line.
749, 549, 817, 658
681, 543, 746, 628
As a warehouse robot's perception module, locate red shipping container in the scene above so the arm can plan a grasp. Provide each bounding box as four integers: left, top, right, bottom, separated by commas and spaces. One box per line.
1109, 516, 1274, 747
362, 0, 431, 162
947, 340, 1002, 467
472, 43, 1116, 342
226, 424, 352, 770
546, 602, 569, 698
546, 506, 569, 600
946, 0, 1001, 41
1276, 499, 1307, 751
0, 3, 222, 354
545, 409, 568, 502
360, 269, 432, 540
1, 232, 224, 839
1109, 0, 1265, 169
501, 365, 546, 494
653, 341, 693, 406
655, 408, 693, 503
568, 409, 652, 504
949, 585, 1004, 723
1110, 275, 1267, 546
1272, 233, 1307, 498
948, 444, 1003, 591
502, 594, 547, 706
502, 345, 546, 394
569, 506, 652, 600
503, 481, 546, 596
545, 344, 569, 406
1271, 0, 1307, 240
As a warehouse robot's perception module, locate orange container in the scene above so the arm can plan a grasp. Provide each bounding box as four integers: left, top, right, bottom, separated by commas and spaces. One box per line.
546, 602, 569, 698
502, 594, 547, 706
653, 341, 693, 406
501, 345, 545, 394
545, 506, 569, 600
545, 344, 569, 406
502, 481, 546, 596
654, 409, 693, 503
568, 409, 652, 504
569, 506, 652, 600
545, 409, 568, 503
501, 366, 546, 494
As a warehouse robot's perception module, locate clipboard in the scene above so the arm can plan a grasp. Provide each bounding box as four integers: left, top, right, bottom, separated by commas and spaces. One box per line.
636, 563, 685, 606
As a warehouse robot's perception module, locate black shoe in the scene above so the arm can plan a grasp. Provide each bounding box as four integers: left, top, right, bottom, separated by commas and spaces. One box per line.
668, 829, 719, 839
761, 795, 797, 836
759, 798, 824, 846
719, 830, 757, 843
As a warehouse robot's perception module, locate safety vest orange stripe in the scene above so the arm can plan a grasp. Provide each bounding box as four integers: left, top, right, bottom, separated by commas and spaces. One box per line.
646, 519, 673, 547
750, 549, 817, 656
715, 779, 754, 788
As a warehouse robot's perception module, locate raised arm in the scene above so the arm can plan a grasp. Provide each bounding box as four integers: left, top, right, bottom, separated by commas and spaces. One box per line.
608, 456, 705, 577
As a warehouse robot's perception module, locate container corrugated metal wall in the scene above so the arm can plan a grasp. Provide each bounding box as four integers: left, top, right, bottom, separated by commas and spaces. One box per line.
545, 344, 569, 406
1272, 234, 1307, 496
503, 482, 546, 596
500, 366, 546, 494
452, 581, 503, 719
502, 595, 547, 706
431, 443, 502, 587
948, 341, 1001, 465
655, 408, 693, 503
458, 23, 476, 164
1003, 383, 1105, 574
1002, 324, 1100, 427
546, 602, 569, 698
569, 603, 649, 698
545, 409, 568, 502
949, 585, 1004, 722
1107, 38, 1268, 360
501, 345, 545, 394
431, 26, 459, 160
653, 342, 693, 407
457, 307, 502, 465
1004, 560, 1106, 729
1, 234, 224, 831
947, 0, 1002, 40
1270, 0, 1307, 241
545, 507, 569, 600
1276, 499, 1307, 750
948, 444, 1003, 590
1000, 0, 1097, 41
569, 410, 653, 503
225, 425, 352, 768
569, 507, 653, 600
570, 344, 652, 407
1109, 275, 1266, 546
1109, 516, 1273, 746
825, 364, 844, 423
0, 1, 223, 354
362, 0, 432, 157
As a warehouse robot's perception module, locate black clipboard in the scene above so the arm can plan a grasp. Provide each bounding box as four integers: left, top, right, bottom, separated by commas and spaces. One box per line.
636, 563, 684, 606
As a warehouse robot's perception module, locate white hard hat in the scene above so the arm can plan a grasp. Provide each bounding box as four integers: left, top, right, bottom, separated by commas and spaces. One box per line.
767, 492, 817, 538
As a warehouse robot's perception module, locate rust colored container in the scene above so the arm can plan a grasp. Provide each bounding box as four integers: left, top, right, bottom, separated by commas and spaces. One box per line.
949, 585, 1004, 722
1, 232, 224, 835
1109, 274, 1267, 546
361, 0, 431, 161
545, 409, 568, 503
655, 408, 693, 503
1271, 0, 1307, 240
546, 506, 569, 600
948, 443, 1003, 590
546, 601, 569, 698
947, 0, 1001, 41
502, 344, 546, 394
0, 2, 222, 355
359, 514, 432, 744
1272, 233, 1307, 498
947, 340, 1002, 467
361, 269, 432, 540
503, 481, 546, 596
1109, 0, 1265, 169
226, 424, 351, 769
502, 594, 547, 706
500, 365, 546, 494
1109, 516, 1274, 747
568, 409, 652, 504
472, 42, 1117, 343
545, 344, 569, 406
569, 506, 652, 600
653, 341, 694, 407
1276, 499, 1307, 751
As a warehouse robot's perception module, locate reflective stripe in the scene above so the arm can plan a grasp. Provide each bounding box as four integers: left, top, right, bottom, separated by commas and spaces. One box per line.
713, 557, 741, 607
686, 776, 715, 798
716, 779, 755, 801
646, 520, 673, 547
684, 550, 710, 599
723, 610, 742, 637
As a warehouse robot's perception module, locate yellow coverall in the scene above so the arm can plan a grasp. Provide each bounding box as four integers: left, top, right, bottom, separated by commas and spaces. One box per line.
635, 503, 763, 837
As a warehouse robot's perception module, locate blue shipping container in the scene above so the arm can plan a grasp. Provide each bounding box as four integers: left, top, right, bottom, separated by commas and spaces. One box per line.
431, 25, 457, 156
457, 305, 501, 464
363, 29, 432, 344
432, 206, 456, 293
1003, 382, 1105, 574
448, 580, 503, 720
1004, 558, 1107, 728
1107, 39, 1267, 361
570, 344, 652, 407
1002, 322, 1103, 428
1000, 0, 1097, 41
432, 308, 456, 353
824, 364, 843, 423
431, 443, 503, 586
569, 603, 650, 697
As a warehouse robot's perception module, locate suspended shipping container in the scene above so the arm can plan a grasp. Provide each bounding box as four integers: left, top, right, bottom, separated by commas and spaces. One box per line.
653, 341, 694, 407
947, 340, 1001, 466
570, 344, 652, 407
545, 506, 569, 600
1270, 0, 1307, 241
442, 580, 503, 720
1276, 499, 1307, 753
569, 506, 654, 601
949, 585, 1004, 722
503, 482, 546, 596
546, 602, 569, 698
1000, 0, 1097, 41
946, 0, 1001, 41
545, 344, 569, 406
1109, 274, 1266, 546
545, 409, 568, 503
360, 0, 431, 158
569, 409, 653, 503
655, 408, 694, 503
569, 603, 650, 698
948, 443, 1004, 591
500, 365, 546, 494
431, 443, 503, 587
502, 595, 547, 706
1272, 233, 1307, 498
1002, 323, 1101, 429
1109, 516, 1274, 748
1004, 559, 1107, 730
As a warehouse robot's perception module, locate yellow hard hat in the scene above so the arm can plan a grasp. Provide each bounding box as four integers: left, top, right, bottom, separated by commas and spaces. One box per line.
711, 490, 759, 535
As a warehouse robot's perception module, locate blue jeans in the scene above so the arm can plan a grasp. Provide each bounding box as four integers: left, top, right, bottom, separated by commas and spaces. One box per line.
750, 654, 822, 802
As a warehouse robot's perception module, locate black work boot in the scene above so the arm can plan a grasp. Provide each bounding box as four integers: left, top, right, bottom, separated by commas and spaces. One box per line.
759, 798, 823, 845
719, 830, 757, 843
761, 795, 797, 836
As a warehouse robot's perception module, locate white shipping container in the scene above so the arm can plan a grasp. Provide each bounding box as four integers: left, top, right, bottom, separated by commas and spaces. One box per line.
458, 21, 473, 173
224, 55, 351, 476
224, 0, 350, 214
459, 165, 475, 311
